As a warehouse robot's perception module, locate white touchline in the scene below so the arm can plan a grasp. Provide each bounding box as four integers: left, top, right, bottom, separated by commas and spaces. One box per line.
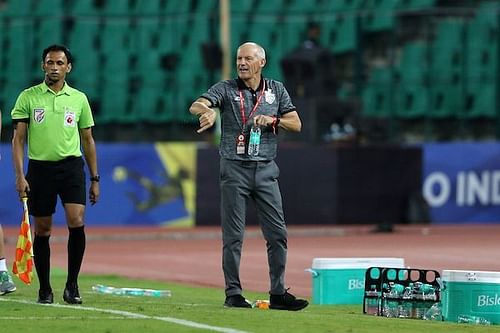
0, 298, 250, 333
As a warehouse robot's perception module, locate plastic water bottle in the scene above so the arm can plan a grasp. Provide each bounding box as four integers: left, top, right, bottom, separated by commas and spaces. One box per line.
253, 300, 270, 309
399, 286, 413, 318
364, 288, 380, 315
247, 126, 261, 156
92, 284, 172, 297
382, 283, 403, 318
423, 302, 443, 321
457, 314, 491, 325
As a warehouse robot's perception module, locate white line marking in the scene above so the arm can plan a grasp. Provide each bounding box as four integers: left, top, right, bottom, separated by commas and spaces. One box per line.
0, 298, 250, 333
0, 316, 133, 320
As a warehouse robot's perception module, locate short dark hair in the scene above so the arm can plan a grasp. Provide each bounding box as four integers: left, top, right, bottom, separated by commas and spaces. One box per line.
42, 44, 73, 64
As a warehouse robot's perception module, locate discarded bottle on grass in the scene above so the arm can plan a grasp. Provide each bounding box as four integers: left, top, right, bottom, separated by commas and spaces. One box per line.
457, 314, 491, 325
92, 284, 172, 297
253, 300, 270, 309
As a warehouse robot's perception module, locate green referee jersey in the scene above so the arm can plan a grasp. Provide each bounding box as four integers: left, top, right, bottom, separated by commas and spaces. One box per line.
11, 81, 94, 161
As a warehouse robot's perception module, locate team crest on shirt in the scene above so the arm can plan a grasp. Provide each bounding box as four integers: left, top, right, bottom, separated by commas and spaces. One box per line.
64, 110, 76, 127
33, 108, 45, 123
264, 89, 275, 104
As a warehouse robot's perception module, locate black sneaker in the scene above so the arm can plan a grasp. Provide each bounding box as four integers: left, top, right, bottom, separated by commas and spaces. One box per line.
224, 294, 252, 308
269, 290, 309, 311
38, 289, 54, 304
63, 283, 82, 304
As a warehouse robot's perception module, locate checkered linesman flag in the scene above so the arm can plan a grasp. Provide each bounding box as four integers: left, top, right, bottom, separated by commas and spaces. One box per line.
12, 197, 34, 284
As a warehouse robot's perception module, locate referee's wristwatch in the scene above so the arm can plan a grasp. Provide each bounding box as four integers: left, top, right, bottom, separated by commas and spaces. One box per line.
90, 175, 100, 182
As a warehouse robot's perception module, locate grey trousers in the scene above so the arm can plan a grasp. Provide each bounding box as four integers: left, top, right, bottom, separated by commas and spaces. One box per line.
220, 158, 287, 297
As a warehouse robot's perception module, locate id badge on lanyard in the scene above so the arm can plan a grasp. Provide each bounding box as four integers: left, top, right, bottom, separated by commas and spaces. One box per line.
236, 81, 265, 155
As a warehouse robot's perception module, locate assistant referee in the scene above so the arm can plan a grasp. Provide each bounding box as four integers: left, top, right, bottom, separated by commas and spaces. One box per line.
11, 44, 99, 305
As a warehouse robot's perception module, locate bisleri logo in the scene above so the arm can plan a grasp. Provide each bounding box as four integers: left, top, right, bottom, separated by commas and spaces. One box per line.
477, 294, 500, 307
348, 279, 365, 290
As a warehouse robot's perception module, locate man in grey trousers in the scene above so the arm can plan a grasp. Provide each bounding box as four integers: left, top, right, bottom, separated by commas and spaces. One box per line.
189, 42, 308, 311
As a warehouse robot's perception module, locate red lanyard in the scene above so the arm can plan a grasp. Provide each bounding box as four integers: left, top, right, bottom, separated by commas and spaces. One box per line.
238, 80, 266, 128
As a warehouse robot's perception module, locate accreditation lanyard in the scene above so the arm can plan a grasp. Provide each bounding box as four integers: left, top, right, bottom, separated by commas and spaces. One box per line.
238, 80, 266, 130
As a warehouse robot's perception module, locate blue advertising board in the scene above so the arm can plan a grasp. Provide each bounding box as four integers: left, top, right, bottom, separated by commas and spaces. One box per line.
0, 143, 196, 226
422, 142, 500, 223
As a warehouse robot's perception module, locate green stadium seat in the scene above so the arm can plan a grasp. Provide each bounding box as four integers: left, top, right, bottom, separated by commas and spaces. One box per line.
256, 0, 286, 13
395, 84, 429, 118
98, 83, 134, 124
362, 68, 394, 117
362, 0, 400, 32
157, 20, 187, 53
429, 81, 463, 119
320, 0, 365, 12
163, 0, 191, 15
398, 0, 435, 10
397, 41, 428, 82
329, 14, 359, 54
100, 21, 133, 53
133, 0, 163, 15
464, 81, 497, 119
4, 21, 31, 86
33, 0, 63, 16
36, 18, 63, 50
102, 1, 130, 15
70, 0, 99, 15
279, 18, 308, 50
0, 0, 33, 16
430, 19, 464, 78
285, 0, 316, 13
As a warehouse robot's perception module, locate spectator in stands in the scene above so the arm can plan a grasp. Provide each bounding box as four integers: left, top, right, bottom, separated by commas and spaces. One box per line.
189, 42, 308, 311
302, 21, 322, 49
11, 44, 99, 305
0, 110, 16, 296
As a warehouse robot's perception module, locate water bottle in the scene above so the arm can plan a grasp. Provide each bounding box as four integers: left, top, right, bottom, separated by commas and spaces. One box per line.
423, 302, 443, 321
247, 125, 261, 156
364, 287, 380, 315
382, 283, 403, 318
399, 286, 413, 318
253, 300, 270, 309
457, 314, 491, 325
92, 284, 172, 297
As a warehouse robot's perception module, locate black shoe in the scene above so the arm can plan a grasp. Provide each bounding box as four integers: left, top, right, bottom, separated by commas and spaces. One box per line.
270, 290, 309, 311
224, 294, 252, 308
63, 283, 82, 304
38, 289, 54, 304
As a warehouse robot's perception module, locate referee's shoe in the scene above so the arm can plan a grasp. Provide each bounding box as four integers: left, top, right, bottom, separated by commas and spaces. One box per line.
63, 282, 82, 304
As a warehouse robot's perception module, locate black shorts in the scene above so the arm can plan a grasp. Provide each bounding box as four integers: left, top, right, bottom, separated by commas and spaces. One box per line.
26, 156, 86, 217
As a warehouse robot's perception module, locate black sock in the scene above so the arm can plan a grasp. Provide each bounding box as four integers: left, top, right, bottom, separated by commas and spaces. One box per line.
33, 234, 51, 292
67, 226, 86, 286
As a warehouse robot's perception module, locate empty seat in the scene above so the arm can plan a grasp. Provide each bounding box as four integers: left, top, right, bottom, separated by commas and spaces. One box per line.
362, 67, 394, 117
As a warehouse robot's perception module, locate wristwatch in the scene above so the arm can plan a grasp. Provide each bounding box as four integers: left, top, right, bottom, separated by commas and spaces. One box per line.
90, 175, 100, 182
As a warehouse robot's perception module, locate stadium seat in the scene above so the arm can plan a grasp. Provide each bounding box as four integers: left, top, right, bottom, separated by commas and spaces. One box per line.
362, 0, 400, 32
329, 13, 359, 54
398, 41, 428, 82
99, 83, 135, 124
102, 1, 130, 15
70, 0, 99, 16
35, 18, 63, 51
0, 0, 33, 16
362, 67, 394, 117
398, 0, 435, 10
428, 81, 463, 119
464, 81, 497, 119
395, 84, 429, 118
430, 19, 464, 78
